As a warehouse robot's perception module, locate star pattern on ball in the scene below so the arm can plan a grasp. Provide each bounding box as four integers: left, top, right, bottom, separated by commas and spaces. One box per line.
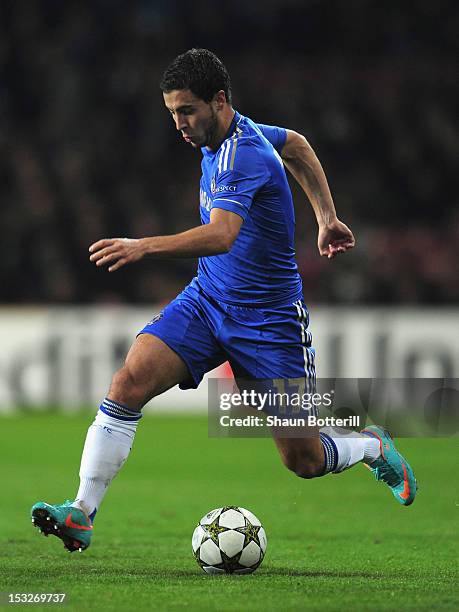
206, 518, 227, 543
238, 521, 260, 546
192, 506, 267, 574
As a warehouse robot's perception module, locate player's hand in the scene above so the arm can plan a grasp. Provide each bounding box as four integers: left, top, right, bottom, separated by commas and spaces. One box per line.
317, 219, 355, 259
89, 238, 146, 272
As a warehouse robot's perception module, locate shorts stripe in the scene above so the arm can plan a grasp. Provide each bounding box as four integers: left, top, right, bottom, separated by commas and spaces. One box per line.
293, 300, 315, 388
294, 300, 309, 378
299, 300, 315, 382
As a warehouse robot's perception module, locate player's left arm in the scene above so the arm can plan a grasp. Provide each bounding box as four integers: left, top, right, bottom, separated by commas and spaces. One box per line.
281, 130, 355, 259
89, 208, 243, 272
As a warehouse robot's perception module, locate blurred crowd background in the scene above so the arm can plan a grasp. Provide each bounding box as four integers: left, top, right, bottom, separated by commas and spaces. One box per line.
1, 0, 457, 306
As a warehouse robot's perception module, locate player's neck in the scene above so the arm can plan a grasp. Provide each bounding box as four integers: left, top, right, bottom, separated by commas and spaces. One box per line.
207, 107, 235, 152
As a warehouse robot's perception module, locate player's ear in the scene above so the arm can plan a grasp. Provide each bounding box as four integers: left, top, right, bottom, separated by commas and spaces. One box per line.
213, 90, 227, 110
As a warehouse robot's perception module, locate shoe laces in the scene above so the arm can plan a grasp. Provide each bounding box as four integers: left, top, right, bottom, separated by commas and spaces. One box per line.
372, 459, 402, 487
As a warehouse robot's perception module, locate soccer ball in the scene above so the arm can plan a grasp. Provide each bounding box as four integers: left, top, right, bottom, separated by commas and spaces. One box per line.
192, 506, 267, 574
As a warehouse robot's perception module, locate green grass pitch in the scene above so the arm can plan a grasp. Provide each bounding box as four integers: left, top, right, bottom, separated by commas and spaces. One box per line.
1, 413, 457, 611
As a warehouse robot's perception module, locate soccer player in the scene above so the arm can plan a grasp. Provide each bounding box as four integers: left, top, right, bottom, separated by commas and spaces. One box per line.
31, 49, 417, 552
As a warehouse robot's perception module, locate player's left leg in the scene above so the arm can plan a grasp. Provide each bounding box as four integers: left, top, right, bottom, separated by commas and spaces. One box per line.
222, 297, 417, 506
273, 427, 416, 506
271, 433, 325, 479
271, 428, 381, 478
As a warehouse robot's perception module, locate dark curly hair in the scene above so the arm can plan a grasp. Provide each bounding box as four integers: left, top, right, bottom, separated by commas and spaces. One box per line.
160, 48, 232, 105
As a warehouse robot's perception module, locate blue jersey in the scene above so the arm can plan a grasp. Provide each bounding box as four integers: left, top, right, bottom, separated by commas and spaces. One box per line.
198, 111, 303, 306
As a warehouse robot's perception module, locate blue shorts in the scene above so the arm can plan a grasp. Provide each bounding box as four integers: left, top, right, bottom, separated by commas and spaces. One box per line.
139, 278, 315, 389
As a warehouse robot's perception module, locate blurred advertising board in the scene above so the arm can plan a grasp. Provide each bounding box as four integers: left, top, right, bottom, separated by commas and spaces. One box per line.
0, 307, 457, 413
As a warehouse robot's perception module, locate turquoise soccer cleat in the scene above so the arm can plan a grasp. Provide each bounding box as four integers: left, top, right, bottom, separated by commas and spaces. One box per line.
361, 426, 418, 506
31, 501, 93, 552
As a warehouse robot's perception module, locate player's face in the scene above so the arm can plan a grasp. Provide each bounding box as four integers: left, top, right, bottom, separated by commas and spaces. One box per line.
163, 90, 219, 149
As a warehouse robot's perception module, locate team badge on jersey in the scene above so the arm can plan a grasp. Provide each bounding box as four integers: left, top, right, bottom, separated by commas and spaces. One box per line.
211, 175, 216, 195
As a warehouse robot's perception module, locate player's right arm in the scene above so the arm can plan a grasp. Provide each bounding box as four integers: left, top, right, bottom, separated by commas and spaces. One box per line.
88, 208, 243, 272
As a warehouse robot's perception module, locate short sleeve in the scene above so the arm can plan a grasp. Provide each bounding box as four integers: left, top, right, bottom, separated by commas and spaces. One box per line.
211, 139, 269, 220
256, 124, 287, 153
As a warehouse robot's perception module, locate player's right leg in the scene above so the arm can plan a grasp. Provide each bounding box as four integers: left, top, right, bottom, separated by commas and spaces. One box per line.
31, 334, 190, 552
32, 280, 226, 552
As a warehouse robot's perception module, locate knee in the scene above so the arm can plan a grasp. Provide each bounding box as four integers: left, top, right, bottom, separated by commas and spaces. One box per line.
111, 366, 136, 392
109, 366, 150, 408
283, 450, 325, 480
